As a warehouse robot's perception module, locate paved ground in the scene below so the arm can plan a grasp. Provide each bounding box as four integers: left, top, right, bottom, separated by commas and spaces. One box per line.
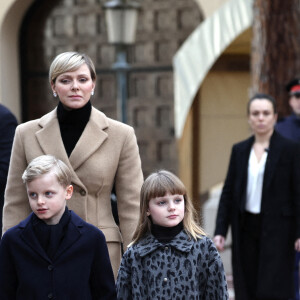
227, 274, 235, 300
203, 186, 235, 299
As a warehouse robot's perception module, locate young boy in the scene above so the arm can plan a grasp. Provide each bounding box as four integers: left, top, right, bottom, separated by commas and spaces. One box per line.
0, 155, 117, 299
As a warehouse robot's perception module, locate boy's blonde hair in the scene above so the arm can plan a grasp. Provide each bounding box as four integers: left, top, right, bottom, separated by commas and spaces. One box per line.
22, 155, 72, 187
131, 170, 206, 245
49, 51, 96, 84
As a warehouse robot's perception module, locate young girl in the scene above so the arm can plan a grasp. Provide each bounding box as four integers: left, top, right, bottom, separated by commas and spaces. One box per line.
116, 170, 228, 299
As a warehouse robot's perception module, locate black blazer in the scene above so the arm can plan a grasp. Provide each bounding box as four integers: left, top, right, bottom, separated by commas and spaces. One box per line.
0, 210, 117, 299
215, 131, 300, 299
0, 104, 17, 236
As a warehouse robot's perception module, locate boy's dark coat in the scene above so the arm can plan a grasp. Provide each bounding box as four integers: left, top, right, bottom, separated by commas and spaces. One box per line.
0, 210, 116, 299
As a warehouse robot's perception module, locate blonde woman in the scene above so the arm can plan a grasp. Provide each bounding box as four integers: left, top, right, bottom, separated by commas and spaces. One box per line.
3, 52, 143, 278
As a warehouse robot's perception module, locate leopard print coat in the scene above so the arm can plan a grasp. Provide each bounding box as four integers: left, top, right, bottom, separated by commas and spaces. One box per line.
116, 230, 228, 299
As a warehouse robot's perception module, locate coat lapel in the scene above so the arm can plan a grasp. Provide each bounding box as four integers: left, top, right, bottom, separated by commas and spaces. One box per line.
35, 109, 68, 162
238, 136, 254, 211
53, 212, 82, 260
68, 108, 108, 170
35, 107, 109, 185
20, 212, 82, 262
35, 109, 82, 187
262, 131, 283, 191
20, 214, 51, 263
137, 231, 194, 257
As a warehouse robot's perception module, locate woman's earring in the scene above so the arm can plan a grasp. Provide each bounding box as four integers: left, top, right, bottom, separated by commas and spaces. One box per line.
91, 90, 94, 96
53, 92, 57, 97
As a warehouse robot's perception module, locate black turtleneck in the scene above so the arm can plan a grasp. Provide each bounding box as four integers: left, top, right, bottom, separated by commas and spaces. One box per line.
57, 101, 91, 157
151, 221, 183, 243
32, 207, 71, 260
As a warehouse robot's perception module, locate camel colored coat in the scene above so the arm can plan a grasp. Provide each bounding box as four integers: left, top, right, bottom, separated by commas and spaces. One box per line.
3, 107, 143, 277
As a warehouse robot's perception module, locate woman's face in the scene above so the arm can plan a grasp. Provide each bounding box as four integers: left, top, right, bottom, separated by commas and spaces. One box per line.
51, 63, 95, 110
248, 99, 277, 135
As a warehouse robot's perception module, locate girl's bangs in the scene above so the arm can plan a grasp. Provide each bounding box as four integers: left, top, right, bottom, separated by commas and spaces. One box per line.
147, 175, 186, 200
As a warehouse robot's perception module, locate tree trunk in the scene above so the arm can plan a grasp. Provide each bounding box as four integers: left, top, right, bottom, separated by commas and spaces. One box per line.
251, 0, 300, 117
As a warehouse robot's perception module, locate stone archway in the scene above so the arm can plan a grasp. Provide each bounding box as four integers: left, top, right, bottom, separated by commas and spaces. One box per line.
0, 0, 34, 119
173, 0, 253, 138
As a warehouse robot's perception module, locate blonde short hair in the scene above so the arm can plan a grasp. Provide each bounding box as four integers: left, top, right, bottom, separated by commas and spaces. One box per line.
22, 155, 72, 187
130, 170, 206, 245
49, 51, 96, 84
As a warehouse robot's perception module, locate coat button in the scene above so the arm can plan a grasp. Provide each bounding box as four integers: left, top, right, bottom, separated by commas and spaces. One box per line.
164, 246, 168, 250
163, 277, 168, 282
80, 189, 86, 196
48, 265, 53, 271
48, 293, 53, 299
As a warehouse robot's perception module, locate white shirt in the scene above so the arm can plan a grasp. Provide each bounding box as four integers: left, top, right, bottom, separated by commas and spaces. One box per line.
246, 148, 268, 213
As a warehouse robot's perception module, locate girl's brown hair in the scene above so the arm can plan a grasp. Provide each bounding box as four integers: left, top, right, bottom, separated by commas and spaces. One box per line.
130, 170, 206, 245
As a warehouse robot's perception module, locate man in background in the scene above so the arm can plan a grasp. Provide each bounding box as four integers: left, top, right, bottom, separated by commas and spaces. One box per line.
276, 79, 300, 140
0, 104, 17, 237
276, 78, 300, 300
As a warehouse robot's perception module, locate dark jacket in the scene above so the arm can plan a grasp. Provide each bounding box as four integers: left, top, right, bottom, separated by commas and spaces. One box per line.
0, 104, 17, 236
116, 230, 228, 299
0, 210, 117, 300
214, 131, 300, 300
276, 114, 300, 142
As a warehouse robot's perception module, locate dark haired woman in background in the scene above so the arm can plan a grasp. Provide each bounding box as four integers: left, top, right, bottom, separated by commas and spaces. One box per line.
214, 93, 300, 300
